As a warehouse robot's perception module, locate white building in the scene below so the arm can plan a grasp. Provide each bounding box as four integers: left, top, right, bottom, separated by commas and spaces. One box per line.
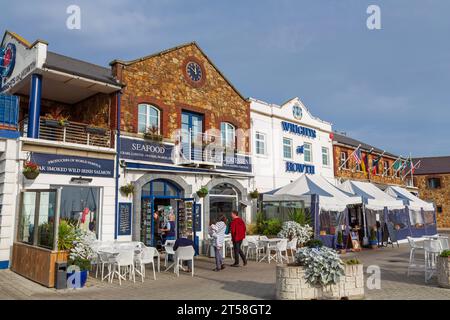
250, 97, 335, 193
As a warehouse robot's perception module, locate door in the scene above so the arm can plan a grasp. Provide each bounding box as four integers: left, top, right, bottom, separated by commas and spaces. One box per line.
181, 111, 204, 162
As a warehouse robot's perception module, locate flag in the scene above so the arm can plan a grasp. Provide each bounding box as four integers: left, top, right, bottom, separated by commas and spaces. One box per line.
412, 161, 421, 174
352, 149, 362, 164
372, 155, 382, 175
361, 153, 368, 173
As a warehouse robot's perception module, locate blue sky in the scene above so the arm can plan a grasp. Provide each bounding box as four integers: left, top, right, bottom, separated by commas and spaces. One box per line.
2, 0, 449, 157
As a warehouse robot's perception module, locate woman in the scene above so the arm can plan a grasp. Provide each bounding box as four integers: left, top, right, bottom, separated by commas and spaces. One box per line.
161, 213, 176, 243
211, 215, 227, 272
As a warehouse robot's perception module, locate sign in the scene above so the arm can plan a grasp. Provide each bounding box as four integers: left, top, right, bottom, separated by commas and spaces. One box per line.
0, 43, 16, 79
194, 203, 202, 231
282, 121, 317, 139
286, 161, 315, 174
296, 145, 304, 154
293, 104, 303, 120
31, 153, 114, 178
118, 203, 132, 236
120, 137, 175, 164
219, 153, 252, 173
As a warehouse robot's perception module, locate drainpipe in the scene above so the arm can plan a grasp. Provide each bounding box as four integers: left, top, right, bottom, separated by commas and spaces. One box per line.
114, 91, 122, 240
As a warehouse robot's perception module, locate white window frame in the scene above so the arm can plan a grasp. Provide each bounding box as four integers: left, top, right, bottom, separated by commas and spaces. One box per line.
138, 104, 161, 134
340, 151, 348, 169
283, 138, 293, 160
255, 132, 267, 156
304, 143, 313, 163
322, 147, 330, 167
221, 122, 236, 149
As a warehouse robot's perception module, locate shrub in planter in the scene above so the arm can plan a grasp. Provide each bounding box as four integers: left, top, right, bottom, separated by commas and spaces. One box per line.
120, 183, 135, 197
249, 189, 259, 199
23, 161, 40, 180
438, 250, 450, 288
305, 239, 324, 249
196, 186, 209, 198
287, 208, 312, 226
58, 220, 77, 252
143, 126, 163, 142
262, 218, 282, 236
369, 228, 378, 248
277, 221, 313, 247
344, 258, 361, 265
67, 229, 96, 289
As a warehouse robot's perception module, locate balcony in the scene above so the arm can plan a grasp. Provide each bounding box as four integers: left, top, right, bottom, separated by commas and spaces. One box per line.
178, 131, 224, 167
19, 117, 113, 149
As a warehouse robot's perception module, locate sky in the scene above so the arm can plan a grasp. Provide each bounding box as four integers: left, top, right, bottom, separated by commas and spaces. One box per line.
1, 0, 449, 157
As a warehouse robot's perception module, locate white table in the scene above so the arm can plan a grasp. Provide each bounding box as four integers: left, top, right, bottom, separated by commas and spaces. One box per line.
258, 238, 283, 263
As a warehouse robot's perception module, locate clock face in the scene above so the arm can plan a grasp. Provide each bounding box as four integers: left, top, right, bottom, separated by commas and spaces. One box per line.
186, 61, 203, 82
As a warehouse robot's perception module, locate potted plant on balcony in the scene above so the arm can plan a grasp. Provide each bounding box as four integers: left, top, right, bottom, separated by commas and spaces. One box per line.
249, 189, 259, 200
85, 125, 107, 136
23, 161, 40, 180
196, 186, 209, 198
120, 183, 135, 198
44, 111, 70, 127
143, 125, 163, 142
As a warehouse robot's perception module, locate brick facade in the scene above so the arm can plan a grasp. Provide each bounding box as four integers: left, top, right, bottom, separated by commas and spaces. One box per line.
415, 173, 450, 228
333, 144, 406, 186
111, 43, 250, 153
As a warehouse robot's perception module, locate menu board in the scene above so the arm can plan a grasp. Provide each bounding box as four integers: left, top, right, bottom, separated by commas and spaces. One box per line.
194, 204, 202, 231
141, 199, 152, 245
178, 201, 193, 240
118, 203, 132, 236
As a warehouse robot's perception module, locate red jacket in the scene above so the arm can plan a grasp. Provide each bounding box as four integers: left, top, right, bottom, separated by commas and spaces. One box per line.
230, 217, 246, 242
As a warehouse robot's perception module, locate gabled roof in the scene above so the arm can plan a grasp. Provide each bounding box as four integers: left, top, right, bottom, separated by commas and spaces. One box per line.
333, 133, 398, 158
110, 42, 247, 102
1, 30, 47, 48
413, 156, 450, 175
44, 51, 122, 87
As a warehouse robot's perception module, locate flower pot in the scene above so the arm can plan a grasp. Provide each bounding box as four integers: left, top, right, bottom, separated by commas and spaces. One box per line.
67, 270, 89, 289
23, 171, 40, 180
43, 119, 60, 127
86, 126, 107, 135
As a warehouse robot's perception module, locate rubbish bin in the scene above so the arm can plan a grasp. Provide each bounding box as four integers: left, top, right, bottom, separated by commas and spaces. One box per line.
55, 262, 67, 290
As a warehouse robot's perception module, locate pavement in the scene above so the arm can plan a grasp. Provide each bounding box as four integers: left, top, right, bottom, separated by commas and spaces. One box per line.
1, 235, 449, 300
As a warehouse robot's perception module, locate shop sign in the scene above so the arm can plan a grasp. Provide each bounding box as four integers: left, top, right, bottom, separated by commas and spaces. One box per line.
31, 153, 114, 178
219, 153, 252, 173
282, 121, 317, 139
286, 161, 316, 174
118, 203, 132, 236
0, 43, 16, 79
120, 137, 174, 164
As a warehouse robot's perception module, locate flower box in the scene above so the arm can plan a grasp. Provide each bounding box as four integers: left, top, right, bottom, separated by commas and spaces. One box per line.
276, 264, 365, 300
437, 256, 450, 289
86, 126, 107, 135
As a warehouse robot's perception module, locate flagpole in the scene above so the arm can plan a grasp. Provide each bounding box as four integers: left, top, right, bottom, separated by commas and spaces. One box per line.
339, 144, 361, 171
384, 155, 402, 177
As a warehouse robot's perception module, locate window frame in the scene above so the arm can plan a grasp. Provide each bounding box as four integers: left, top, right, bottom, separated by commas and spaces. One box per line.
138, 104, 161, 134
221, 122, 236, 150
340, 151, 349, 169
322, 146, 330, 167
304, 142, 313, 163
283, 137, 293, 160
255, 131, 267, 156
427, 177, 442, 189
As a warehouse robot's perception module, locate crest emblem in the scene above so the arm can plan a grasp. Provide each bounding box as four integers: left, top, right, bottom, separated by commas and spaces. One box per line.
0, 43, 16, 79
293, 104, 303, 120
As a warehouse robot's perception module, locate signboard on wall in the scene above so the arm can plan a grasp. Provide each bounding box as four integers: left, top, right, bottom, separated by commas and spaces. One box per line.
31, 153, 114, 178
219, 153, 252, 173
118, 203, 132, 236
282, 121, 317, 139
120, 137, 175, 164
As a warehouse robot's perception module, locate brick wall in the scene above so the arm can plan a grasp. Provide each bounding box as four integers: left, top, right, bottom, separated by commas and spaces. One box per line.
112, 43, 250, 153
415, 174, 450, 228
333, 144, 405, 186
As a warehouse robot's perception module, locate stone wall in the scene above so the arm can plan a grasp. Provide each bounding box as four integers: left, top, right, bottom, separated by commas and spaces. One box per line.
276, 264, 365, 300
415, 174, 450, 228
437, 256, 450, 288
333, 144, 405, 186
112, 43, 250, 153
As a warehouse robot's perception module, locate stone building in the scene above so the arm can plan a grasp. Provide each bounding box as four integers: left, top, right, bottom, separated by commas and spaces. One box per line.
413, 156, 450, 229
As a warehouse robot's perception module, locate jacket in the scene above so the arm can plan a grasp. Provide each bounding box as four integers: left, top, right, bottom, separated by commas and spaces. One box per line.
211, 221, 227, 248
230, 217, 246, 242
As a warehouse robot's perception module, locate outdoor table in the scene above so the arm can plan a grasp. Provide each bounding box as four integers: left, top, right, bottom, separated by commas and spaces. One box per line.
258, 238, 283, 263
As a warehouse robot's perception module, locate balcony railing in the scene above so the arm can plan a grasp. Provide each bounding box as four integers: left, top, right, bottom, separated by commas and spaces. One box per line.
178, 131, 223, 166
19, 117, 113, 149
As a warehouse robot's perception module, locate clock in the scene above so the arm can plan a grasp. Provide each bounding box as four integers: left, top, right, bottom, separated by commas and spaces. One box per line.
186, 61, 203, 82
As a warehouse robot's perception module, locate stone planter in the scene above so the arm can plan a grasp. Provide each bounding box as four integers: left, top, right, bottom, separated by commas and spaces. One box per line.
437, 256, 450, 289
276, 264, 365, 300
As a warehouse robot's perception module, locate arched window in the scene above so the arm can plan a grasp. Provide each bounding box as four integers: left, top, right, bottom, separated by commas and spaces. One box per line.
138, 104, 160, 134
220, 122, 236, 149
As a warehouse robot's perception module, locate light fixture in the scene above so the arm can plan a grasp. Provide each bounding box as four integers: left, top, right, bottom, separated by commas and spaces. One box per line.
70, 177, 93, 184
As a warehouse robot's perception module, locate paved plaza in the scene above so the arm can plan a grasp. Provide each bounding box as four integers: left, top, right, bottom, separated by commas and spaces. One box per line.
1, 238, 450, 300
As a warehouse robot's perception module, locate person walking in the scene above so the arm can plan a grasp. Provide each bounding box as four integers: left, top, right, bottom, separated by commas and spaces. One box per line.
230, 211, 247, 267
210, 215, 227, 272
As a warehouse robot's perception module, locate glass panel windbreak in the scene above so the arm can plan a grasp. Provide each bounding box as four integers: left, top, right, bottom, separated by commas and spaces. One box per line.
409, 209, 424, 226
18, 192, 37, 245
263, 201, 306, 223
37, 192, 57, 249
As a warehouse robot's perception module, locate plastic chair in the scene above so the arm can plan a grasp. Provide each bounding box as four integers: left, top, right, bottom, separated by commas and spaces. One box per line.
110, 250, 136, 285
174, 246, 195, 277
287, 238, 298, 262
135, 246, 157, 282
163, 240, 176, 268
407, 237, 424, 277
424, 239, 443, 283
268, 239, 288, 264
246, 238, 264, 261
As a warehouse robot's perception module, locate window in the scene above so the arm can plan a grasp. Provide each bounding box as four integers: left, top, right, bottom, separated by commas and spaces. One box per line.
221, 122, 236, 149
383, 161, 390, 176
138, 104, 160, 134
322, 147, 330, 166
283, 138, 293, 159
437, 206, 443, 214
340, 151, 348, 169
304, 143, 312, 163
427, 178, 441, 189
255, 132, 266, 156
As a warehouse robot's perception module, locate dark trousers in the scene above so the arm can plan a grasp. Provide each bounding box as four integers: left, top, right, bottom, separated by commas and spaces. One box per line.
233, 241, 247, 265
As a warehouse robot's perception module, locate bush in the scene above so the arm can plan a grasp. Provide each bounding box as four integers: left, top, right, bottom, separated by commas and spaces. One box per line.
344, 258, 361, 265
262, 218, 282, 236
305, 239, 324, 249
295, 247, 345, 286
58, 220, 77, 251
288, 208, 311, 226
246, 223, 258, 235
441, 250, 450, 258
277, 221, 313, 246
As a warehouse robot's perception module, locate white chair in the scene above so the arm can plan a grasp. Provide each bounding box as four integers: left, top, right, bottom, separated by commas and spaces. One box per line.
110, 250, 136, 285
287, 238, 298, 262
164, 240, 176, 268
268, 239, 289, 264
135, 246, 157, 282
246, 238, 264, 261
424, 239, 443, 283
407, 237, 424, 277
174, 246, 195, 277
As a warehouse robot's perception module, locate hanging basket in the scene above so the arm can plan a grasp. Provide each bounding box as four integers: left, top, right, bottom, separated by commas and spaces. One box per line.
23, 171, 40, 180
196, 187, 209, 198
120, 183, 135, 197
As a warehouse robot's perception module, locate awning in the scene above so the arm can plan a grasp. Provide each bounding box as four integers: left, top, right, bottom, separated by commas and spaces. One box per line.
385, 186, 434, 211
339, 180, 405, 211
263, 174, 362, 211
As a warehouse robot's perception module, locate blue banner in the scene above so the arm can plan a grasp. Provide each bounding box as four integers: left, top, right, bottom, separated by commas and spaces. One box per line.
120, 137, 174, 164
31, 153, 114, 178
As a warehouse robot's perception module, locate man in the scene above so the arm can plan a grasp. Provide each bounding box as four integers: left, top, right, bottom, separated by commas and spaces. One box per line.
173, 236, 195, 272
230, 210, 247, 267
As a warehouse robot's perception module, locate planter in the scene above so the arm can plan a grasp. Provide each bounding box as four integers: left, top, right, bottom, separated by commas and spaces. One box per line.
23, 171, 40, 180
143, 133, 164, 142
43, 119, 60, 127
437, 256, 450, 289
86, 126, 107, 135
276, 264, 365, 300
67, 270, 89, 289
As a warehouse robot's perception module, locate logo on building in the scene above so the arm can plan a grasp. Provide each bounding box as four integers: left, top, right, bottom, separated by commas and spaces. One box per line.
293, 104, 303, 120
0, 43, 16, 79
